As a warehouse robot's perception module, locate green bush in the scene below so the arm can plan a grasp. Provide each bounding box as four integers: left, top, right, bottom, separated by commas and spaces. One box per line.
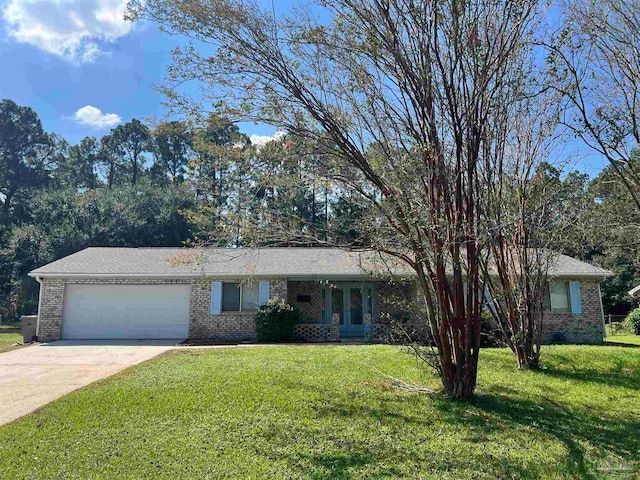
624, 308, 640, 335
480, 310, 505, 347
254, 299, 302, 342
608, 321, 628, 335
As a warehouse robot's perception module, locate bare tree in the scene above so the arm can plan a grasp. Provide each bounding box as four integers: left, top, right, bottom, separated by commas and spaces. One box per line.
129, 0, 542, 399
480, 79, 567, 369
548, 0, 640, 210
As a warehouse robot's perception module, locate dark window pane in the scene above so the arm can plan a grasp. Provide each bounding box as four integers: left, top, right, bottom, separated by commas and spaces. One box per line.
321, 288, 327, 323
365, 287, 374, 321
222, 283, 240, 311
332, 288, 344, 325
350, 288, 363, 325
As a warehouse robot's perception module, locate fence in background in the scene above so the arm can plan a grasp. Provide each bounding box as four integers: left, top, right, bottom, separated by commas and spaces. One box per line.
605, 314, 628, 336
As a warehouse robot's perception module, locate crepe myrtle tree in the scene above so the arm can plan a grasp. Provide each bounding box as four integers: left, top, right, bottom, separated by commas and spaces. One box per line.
129, 0, 543, 399
479, 80, 568, 369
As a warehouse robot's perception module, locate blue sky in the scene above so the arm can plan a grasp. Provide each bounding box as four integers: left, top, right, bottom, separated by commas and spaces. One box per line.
0, 0, 607, 176
0, 0, 285, 146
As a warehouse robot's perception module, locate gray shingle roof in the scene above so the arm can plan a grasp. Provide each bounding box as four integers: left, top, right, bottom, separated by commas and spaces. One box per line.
28, 247, 612, 279
547, 253, 613, 278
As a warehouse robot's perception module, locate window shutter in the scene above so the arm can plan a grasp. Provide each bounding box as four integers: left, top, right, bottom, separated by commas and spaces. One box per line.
211, 282, 222, 315
569, 281, 582, 314
259, 281, 270, 306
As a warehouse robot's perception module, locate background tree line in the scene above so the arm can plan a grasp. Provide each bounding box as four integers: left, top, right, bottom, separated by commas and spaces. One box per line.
1, 97, 637, 320
0, 99, 363, 318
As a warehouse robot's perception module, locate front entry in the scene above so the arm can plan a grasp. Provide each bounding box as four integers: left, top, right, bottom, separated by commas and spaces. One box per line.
322, 285, 374, 337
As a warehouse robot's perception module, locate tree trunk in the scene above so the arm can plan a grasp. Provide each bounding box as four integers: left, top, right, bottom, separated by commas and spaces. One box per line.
1, 185, 17, 224
440, 363, 479, 400
107, 161, 115, 188
131, 155, 138, 185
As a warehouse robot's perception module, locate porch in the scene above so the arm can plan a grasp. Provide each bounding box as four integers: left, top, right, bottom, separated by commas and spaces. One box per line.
287, 280, 393, 342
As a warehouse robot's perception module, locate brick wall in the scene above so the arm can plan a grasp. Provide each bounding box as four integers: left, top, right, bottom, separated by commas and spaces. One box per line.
287, 281, 323, 321
373, 278, 605, 345
36, 279, 65, 342
35, 275, 605, 344
36, 277, 287, 342
189, 277, 287, 340
541, 279, 605, 344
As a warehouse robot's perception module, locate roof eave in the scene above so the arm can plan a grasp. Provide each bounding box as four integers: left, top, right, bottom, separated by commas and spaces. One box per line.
27, 272, 386, 279
548, 271, 613, 279
28, 272, 204, 279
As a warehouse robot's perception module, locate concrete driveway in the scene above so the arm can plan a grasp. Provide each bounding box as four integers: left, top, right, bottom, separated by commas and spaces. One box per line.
0, 340, 178, 426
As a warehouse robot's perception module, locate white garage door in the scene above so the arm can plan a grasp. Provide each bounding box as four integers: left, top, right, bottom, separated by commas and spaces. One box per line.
61, 284, 190, 340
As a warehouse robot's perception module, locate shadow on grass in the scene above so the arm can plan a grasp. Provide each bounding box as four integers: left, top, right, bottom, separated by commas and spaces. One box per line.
431, 390, 640, 478
604, 341, 640, 348
269, 378, 562, 479
268, 360, 640, 479
295, 451, 401, 480
536, 355, 640, 391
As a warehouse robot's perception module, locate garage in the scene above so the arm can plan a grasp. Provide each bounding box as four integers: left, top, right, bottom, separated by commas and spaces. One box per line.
61, 284, 190, 340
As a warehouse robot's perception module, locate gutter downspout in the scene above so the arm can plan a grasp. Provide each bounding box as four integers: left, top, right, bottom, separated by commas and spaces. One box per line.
35, 276, 43, 340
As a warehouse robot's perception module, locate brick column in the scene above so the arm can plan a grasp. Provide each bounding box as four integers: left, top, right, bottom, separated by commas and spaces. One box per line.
269, 277, 288, 301
331, 313, 341, 341
36, 279, 66, 342
188, 279, 210, 338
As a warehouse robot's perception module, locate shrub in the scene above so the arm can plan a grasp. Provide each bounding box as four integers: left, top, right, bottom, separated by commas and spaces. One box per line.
624, 308, 640, 335
480, 310, 506, 347
608, 322, 627, 335
255, 299, 302, 342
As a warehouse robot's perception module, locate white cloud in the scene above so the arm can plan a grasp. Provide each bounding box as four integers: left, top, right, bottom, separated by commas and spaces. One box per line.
250, 131, 286, 147
2, 0, 131, 63
73, 105, 121, 129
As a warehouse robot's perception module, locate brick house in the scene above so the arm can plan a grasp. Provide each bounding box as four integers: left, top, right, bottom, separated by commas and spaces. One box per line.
29, 247, 611, 344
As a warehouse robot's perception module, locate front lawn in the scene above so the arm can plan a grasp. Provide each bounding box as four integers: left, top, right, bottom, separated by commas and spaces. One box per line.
0, 330, 23, 354
606, 334, 640, 346
0, 345, 638, 479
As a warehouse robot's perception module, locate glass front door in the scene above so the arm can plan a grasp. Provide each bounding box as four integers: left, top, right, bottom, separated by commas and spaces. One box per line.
332, 287, 344, 327
323, 285, 374, 337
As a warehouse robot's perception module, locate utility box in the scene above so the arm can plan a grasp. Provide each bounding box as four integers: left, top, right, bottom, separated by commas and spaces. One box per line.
21, 315, 38, 343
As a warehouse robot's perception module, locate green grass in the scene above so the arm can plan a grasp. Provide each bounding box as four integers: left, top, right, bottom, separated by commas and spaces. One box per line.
605, 334, 640, 346
0, 330, 23, 353
0, 321, 21, 329
0, 345, 638, 479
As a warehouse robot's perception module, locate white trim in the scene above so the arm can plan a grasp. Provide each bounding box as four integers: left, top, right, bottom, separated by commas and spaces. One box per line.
35, 276, 43, 338
30, 271, 613, 280
28, 273, 271, 279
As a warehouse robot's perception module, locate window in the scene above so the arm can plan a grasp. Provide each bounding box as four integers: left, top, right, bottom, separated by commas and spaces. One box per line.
241, 283, 260, 311
222, 283, 241, 311
547, 282, 570, 312
221, 282, 260, 312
